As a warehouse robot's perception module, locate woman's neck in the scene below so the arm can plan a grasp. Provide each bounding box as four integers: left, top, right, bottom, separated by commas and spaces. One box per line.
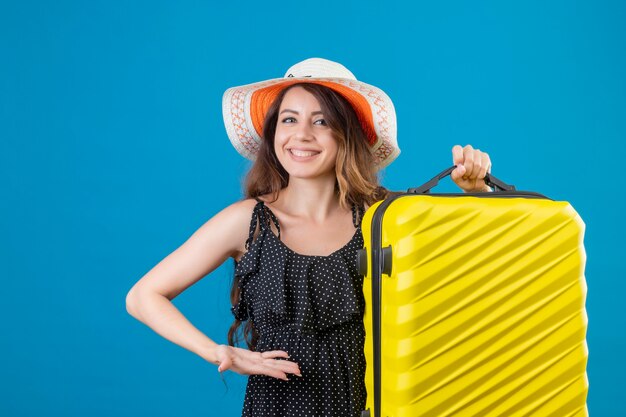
276, 176, 342, 223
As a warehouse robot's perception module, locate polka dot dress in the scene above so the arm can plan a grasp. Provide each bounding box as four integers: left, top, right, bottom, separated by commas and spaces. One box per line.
232, 197, 367, 417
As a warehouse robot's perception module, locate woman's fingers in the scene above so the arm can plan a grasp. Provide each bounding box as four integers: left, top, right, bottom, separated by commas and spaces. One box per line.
215, 346, 302, 381
260, 350, 301, 375
462, 145, 476, 179
452, 144, 479, 181
450, 164, 466, 182
265, 357, 302, 376
252, 360, 296, 381
451, 145, 493, 192
259, 350, 301, 375
260, 350, 289, 359
471, 150, 483, 179
452, 145, 464, 166
244, 349, 302, 380
454, 144, 488, 180
451, 145, 466, 182
250, 361, 290, 381
216, 353, 232, 373
477, 151, 491, 180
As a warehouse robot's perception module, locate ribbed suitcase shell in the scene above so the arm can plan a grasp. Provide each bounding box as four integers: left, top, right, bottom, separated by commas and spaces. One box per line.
361, 193, 588, 417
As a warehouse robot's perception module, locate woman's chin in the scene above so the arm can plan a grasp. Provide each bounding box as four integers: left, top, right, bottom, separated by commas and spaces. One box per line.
284, 168, 336, 182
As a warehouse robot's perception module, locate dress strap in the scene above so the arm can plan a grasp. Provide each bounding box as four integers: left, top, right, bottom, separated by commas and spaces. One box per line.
244, 197, 281, 250
351, 202, 365, 228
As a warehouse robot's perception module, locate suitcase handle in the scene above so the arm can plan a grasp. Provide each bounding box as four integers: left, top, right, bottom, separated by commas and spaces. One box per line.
407, 165, 516, 194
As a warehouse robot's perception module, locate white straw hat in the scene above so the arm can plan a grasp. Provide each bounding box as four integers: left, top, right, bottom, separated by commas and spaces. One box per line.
222, 57, 400, 168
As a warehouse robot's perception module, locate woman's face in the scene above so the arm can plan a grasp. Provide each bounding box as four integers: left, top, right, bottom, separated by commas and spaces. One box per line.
274, 86, 339, 181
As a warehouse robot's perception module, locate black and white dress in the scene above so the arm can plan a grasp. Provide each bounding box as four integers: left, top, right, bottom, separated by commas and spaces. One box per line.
231, 197, 367, 417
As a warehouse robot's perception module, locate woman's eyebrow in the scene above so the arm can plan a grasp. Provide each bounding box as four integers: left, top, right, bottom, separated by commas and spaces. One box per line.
279, 109, 324, 115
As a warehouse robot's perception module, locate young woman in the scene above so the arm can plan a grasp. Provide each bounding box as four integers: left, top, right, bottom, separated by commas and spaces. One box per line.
126, 58, 493, 417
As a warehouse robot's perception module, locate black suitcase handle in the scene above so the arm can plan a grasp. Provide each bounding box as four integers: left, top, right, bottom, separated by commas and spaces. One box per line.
407, 165, 516, 194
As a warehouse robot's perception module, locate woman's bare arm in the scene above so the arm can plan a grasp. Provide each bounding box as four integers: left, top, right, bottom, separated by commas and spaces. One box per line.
125, 199, 253, 364
125, 199, 301, 380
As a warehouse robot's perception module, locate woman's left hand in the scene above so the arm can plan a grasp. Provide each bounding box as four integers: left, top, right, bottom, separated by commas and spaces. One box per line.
451, 144, 493, 192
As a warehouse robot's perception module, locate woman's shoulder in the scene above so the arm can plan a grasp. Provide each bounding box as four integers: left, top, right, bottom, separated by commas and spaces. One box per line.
220, 197, 265, 220
208, 197, 265, 263
219, 193, 283, 227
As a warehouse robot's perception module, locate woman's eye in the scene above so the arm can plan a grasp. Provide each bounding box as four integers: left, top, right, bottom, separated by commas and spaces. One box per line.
282, 117, 296, 123
314, 119, 327, 125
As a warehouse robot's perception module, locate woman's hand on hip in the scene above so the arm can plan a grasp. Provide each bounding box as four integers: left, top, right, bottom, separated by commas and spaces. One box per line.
212, 345, 302, 381
451, 144, 493, 192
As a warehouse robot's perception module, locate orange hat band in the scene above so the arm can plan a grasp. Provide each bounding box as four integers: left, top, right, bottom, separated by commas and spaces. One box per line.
250, 81, 378, 146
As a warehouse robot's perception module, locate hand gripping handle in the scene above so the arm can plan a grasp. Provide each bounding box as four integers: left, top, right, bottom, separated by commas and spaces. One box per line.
407, 165, 516, 194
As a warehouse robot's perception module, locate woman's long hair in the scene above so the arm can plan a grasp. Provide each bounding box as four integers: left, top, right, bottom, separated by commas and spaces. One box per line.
227, 82, 391, 350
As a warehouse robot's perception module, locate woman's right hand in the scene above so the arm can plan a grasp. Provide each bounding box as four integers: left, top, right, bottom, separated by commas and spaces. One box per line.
212, 344, 302, 381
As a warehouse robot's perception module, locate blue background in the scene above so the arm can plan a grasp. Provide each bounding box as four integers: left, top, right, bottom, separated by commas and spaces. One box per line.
1, 0, 624, 416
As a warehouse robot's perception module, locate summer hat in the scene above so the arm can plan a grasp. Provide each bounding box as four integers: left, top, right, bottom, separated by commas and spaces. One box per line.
222, 57, 400, 169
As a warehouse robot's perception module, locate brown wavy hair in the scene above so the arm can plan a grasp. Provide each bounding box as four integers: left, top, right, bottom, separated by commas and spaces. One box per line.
227, 82, 392, 350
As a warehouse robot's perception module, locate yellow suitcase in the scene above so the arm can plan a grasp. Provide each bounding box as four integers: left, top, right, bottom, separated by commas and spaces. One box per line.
358, 167, 588, 417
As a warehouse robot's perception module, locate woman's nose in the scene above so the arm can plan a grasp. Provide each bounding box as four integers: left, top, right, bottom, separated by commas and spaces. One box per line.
292, 121, 314, 140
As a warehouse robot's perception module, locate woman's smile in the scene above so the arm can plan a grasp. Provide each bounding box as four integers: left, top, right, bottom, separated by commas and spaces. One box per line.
288, 147, 322, 160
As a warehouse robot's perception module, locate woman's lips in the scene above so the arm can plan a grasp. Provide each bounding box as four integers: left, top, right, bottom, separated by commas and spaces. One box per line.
288, 148, 321, 161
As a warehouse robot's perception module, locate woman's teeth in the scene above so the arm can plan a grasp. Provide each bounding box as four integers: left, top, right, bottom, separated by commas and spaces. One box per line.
290, 149, 320, 157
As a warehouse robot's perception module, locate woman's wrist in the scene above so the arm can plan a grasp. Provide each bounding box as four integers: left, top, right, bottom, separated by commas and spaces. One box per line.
197, 341, 221, 365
